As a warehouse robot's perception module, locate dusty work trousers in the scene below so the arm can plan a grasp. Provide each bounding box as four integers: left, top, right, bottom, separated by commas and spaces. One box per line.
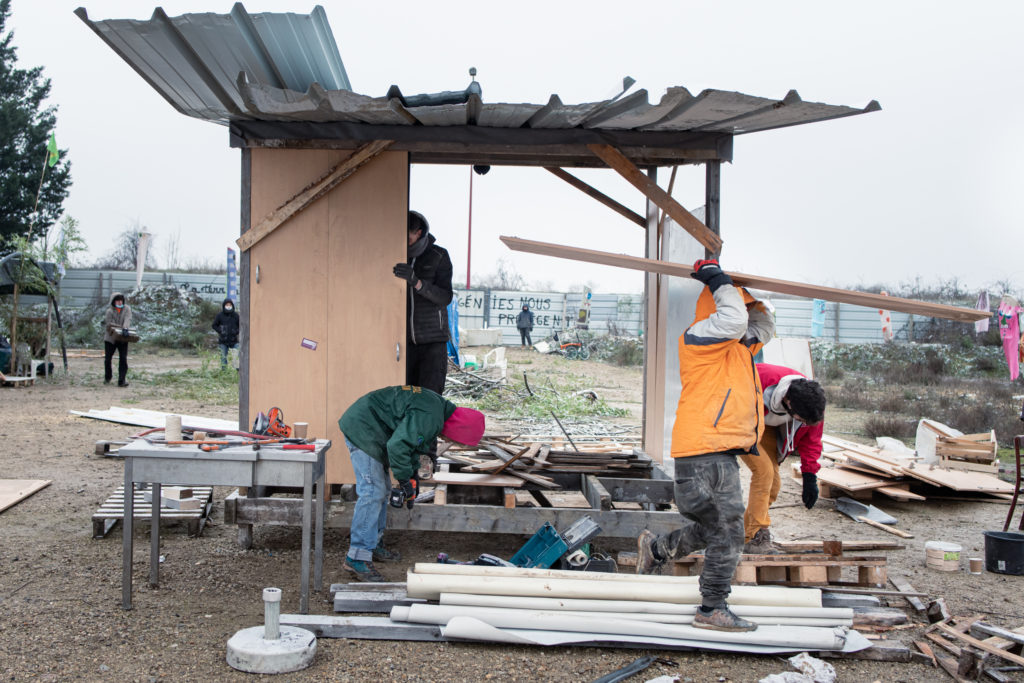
653, 454, 746, 607
739, 428, 782, 543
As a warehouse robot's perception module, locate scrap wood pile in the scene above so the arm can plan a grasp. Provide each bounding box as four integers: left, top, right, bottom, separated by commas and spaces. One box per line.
914, 613, 1024, 681
439, 435, 654, 485
286, 564, 920, 657
808, 433, 1014, 504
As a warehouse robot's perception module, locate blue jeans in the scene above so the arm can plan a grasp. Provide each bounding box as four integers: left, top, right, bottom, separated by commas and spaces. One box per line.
346, 438, 389, 562
218, 343, 238, 368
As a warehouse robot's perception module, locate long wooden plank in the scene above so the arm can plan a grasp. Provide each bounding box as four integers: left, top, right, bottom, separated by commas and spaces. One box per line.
0, 479, 51, 513
937, 623, 1024, 668
775, 540, 906, 552
586, 144, 723, 253
428, 472, 525, 488
900, 465, 1014, 494
500, 236, 988, 323
889, 576, 927, 612
545, 167, 644, 227
237, 140, 394, 252
818, 467, 894, 492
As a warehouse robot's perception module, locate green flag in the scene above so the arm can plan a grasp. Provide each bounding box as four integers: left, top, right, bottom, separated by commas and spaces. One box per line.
46, 133, 58, 167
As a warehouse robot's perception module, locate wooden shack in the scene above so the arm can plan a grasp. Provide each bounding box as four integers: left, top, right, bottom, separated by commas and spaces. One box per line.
80, 7, 979, 495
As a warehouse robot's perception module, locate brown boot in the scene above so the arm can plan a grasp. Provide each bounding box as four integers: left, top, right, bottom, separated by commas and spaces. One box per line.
693, 604, 757, 632
636, 530, 665, 575
743, 527, 783, 555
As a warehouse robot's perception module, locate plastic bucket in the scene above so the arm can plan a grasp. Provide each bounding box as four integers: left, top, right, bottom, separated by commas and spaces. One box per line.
924, 541, 961, 571
983, 531, 1024, 575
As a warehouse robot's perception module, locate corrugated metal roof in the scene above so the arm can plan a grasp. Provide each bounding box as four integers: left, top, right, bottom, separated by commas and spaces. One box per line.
77, 4, 879, 142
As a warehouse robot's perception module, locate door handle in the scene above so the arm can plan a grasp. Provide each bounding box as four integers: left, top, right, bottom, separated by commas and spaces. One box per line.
396, 343, 400, 362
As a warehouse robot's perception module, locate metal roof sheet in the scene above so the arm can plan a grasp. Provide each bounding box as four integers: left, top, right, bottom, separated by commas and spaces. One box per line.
77, 4, 879, 139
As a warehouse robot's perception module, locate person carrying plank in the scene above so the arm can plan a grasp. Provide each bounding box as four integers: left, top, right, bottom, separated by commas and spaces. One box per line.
742, 363, 826, 553
338, 385, 485, 581
637, 259, 774, 632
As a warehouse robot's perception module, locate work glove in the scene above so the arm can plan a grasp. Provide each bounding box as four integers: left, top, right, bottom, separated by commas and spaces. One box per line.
801, 472, 819, 509
389, 479, 417, 509
121, 328, 129, 338
690, 259, 732, 294
393, 263, 419, 287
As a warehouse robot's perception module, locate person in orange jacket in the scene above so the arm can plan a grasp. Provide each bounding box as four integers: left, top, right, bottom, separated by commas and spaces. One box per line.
742, 363, 826, 554
637, 259, 774, 632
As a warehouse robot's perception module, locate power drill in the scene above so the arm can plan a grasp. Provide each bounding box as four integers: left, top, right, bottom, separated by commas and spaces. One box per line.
388, 478, 417, 509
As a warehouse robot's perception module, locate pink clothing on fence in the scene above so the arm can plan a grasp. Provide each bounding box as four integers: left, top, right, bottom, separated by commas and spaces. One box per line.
998, 297, 1022, 380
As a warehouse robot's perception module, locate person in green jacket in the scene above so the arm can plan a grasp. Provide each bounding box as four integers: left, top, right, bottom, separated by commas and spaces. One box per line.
338, 385, 485, 581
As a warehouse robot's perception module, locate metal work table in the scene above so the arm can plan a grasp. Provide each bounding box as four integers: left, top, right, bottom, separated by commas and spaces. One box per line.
117, 439, 329, 613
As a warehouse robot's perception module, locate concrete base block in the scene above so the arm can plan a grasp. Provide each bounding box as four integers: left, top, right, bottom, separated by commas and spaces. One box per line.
461, 329, 502, 346
226, 625, 316, 674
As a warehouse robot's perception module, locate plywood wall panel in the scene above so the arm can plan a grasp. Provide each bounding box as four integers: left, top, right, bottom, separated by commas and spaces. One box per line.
326, 151, 408, 483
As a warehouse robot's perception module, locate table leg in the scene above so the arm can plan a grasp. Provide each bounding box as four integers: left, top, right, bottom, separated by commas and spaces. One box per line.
122, 458, 133, 610
314, 471, 325, 592
300, 462, 312, 614
237, 486, 253, 549
149, 482, 161, 587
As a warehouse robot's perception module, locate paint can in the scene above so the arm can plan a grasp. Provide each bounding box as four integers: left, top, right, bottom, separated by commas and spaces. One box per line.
925, 541, 961, 571
968, 557, 984, 574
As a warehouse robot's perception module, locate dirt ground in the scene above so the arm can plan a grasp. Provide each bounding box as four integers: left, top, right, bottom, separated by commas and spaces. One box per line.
1, 349, 1022, 681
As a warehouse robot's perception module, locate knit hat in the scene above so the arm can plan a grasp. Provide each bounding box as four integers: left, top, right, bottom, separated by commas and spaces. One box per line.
441, 407, 485, 446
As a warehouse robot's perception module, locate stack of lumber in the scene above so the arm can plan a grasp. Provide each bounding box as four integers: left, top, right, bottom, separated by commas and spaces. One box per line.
915, 615, 1024, 682
807, 434, 1013, 503
441, 435, 653, 486
923, 422, 999, 474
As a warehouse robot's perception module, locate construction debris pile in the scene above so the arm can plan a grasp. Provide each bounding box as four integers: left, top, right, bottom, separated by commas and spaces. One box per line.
809, 432, 1013, 505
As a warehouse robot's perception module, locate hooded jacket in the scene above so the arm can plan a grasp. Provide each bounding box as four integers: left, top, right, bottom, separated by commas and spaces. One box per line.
339, 385, 457, 482
406, 231, 454, 345
516, 308, 534, 330
212, 298, 240, 346
757, 363, 824, 475
670, 284, 775, 458
102, 293, 132, 344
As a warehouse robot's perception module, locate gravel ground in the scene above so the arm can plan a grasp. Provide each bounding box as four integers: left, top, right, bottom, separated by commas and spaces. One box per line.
1, 351, 1020, 681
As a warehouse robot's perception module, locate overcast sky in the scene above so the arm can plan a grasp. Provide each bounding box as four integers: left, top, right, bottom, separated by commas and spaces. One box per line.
8, 1, 1024, 295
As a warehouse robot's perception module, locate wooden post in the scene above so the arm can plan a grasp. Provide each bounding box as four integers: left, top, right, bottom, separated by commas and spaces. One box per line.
45, 295, 52, 377
704, 161, 721, 259
641, 167, 665, 463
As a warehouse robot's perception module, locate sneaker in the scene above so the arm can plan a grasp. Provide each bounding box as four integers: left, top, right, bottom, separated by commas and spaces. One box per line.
372, 545, 401, 562
693, 605, 757, 632
344, 557, 385, 582
743, 528, 783, 555
636, 529, 664, 575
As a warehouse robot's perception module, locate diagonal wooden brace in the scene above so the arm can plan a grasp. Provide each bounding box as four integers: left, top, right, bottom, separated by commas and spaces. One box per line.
587, 143, 723, 254
237, 139, 395, 252
544, 167, 645, 227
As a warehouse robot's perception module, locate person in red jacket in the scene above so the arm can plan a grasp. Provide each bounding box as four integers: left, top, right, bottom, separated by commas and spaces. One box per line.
741, 363, 826, 554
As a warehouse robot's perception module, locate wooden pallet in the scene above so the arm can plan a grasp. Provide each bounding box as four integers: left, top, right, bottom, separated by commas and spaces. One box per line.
92, 484, 214, 538
672, 552, 888, 587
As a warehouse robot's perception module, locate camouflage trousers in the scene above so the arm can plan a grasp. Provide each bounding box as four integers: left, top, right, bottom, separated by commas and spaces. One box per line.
654, 454, 746, 606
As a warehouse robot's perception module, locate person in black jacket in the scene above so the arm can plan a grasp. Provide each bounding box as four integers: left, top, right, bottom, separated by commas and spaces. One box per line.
393, 211, 453, 395
211, 298, 240, 368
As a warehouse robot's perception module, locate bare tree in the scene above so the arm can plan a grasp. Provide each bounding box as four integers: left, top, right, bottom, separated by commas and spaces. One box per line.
471, 258, 525, 290
93, 221, 157, 270
163, 228, 182, 271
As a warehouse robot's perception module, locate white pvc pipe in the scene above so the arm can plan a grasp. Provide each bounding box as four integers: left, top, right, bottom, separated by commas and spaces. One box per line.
439, 593, 853, 620
406, 572, 822, 608
413, 562, 699, 584
390, 604, 845, 650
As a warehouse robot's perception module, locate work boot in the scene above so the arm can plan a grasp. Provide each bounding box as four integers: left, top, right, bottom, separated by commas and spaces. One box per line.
693, 605, 758, 632
344, 557, 385, 582
636, 529, 665, 575
743, 528, 783, 555
372, 545, 402, 562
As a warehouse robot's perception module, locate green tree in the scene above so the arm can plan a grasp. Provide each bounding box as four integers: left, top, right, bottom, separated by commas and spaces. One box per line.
0, 0, 71, 253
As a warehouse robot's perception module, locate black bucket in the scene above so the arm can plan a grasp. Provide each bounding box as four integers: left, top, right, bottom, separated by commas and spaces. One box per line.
983, 531, 1024, 575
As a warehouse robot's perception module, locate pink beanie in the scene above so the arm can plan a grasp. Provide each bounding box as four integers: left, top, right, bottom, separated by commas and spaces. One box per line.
442, 407, 485, 446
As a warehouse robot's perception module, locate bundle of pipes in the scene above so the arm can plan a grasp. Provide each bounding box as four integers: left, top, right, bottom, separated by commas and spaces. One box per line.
398, 564, 871, 653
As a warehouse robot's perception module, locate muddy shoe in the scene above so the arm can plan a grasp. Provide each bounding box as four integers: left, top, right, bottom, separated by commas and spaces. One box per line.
693, 605, 757, 632
345, 557, 385, 582
743, 528, 783, 555
636, 530, 665, 575
372, 545, 402, 562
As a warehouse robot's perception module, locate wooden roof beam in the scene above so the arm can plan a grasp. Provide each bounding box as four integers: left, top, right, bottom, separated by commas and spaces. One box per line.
500, 235, 989, 323
587, 143, 724, 255
236, 139, 394, 252
544, 167, 644, 228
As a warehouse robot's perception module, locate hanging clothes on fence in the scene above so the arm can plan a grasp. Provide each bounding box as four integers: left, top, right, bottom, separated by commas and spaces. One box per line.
810, 299, 826, 338
975, 291, 990, 334
878, 291, 894, 342
997, 295, 1022, 380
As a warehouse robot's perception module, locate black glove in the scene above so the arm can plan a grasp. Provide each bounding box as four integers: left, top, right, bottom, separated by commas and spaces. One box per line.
389, 479, 417, 509
393, 263, 418, 286
690, 258, 732, 294
801, 472, 819, 509
121, 328, 130, 338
